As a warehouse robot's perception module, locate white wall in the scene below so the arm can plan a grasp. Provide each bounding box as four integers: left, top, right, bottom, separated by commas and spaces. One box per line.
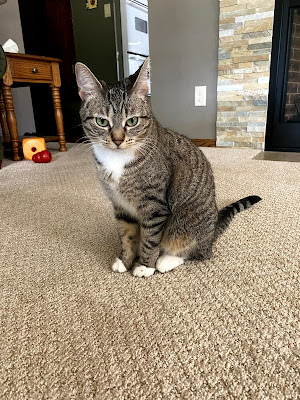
0, 0, 36, 136
148, 0, 219, 139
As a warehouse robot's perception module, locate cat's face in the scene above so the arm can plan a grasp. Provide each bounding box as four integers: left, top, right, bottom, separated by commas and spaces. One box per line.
75, 59, 151, 151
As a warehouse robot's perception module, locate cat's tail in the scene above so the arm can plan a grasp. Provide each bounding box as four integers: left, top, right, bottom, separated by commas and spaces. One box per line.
215, 195, 262, 238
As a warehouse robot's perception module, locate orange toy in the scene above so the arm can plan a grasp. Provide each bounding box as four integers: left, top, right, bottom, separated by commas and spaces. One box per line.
22, 138, 47, 160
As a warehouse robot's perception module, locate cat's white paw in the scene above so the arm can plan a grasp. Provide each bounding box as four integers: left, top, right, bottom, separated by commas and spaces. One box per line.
132, 265, 155, 278
111, 258, 128, 273
156, 255, 184, 273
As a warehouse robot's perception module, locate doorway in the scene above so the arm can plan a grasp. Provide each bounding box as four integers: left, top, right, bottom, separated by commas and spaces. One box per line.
120, 0, 149, 77
266, 0, 300, 152
18, 0, 81, 143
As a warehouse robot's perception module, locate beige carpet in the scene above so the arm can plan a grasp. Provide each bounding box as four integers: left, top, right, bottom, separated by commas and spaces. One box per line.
0, 143, 299, 399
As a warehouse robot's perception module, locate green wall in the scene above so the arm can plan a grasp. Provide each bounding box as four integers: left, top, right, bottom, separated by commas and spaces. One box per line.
70, 0, 122, 83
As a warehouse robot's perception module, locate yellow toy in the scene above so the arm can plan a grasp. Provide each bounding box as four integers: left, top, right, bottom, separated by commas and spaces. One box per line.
22, 137, 47, 160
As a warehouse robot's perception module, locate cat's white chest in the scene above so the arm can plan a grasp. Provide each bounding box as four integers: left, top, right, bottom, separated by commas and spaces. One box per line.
93, 145, 139, 219
93, 145, 135, 182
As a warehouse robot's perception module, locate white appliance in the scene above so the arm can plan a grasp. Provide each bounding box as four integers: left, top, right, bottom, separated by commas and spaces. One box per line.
120, 0, 149, 78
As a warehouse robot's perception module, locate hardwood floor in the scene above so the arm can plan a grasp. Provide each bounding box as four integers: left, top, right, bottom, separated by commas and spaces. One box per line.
253, 151, 300, 162
191, 139, 216, 147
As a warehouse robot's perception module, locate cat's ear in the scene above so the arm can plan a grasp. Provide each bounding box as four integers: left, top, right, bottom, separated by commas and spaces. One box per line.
130, 57, 150, 97
75, 62, 105, 100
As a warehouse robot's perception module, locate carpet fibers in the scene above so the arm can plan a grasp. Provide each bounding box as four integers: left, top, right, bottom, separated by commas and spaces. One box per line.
0, 144, 299, 399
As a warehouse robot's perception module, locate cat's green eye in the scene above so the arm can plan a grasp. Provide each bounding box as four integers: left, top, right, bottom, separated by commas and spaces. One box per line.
96, 117, 109, 127
126, 117, 138, 127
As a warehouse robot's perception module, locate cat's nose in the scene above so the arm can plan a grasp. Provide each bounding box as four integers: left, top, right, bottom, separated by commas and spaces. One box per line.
113, 139, 124, 147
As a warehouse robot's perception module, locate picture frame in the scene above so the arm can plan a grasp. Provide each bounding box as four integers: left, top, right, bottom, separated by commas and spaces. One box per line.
86, 0, 98, 10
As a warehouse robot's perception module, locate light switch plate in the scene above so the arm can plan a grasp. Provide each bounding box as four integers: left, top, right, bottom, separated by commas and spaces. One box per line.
104, 3, 111, 18
195, 86, 206, 107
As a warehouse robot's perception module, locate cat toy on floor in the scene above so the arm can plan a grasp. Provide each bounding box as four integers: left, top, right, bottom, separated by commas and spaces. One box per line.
22, 137, 52, 163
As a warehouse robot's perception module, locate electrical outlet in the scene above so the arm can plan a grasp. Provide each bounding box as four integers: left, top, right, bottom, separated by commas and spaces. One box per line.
195, 86, 206, 107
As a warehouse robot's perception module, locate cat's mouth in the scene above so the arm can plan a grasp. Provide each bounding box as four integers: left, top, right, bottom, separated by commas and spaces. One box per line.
95, 137, 137, 150
112, 143, 126, 150
110, 140, 136, 150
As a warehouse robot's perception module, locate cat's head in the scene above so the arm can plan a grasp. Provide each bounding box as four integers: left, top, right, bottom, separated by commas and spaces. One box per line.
75, 58, 152, 151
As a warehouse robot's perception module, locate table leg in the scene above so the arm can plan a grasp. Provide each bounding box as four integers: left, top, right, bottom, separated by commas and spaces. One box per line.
50, 85, 67, 152
2, 84, 22, 161
0, 88, 11, 144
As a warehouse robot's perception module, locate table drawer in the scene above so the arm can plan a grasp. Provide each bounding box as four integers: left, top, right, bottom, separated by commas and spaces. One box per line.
10, 59, 52, 81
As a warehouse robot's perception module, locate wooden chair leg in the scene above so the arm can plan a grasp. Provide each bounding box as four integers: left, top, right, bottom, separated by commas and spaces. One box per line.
50, 84, 67, 152
0, 87, 11, 144
2, 84, 22, 161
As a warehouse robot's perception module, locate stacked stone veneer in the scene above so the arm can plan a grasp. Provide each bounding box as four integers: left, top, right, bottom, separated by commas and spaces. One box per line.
217, 0, 275, 149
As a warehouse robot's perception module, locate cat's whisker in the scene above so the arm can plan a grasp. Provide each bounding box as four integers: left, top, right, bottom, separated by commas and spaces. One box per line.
70, 123, 83, 129
81, 146, 95, 158
71, 148, 92, 159
71, 142, 94, 157
72, 141, 90, 150
76, 139, 91, 145
74, 136, 89, 144
135, 141, 157, 161
135, 138, 157, 149
136, 146, 156, 163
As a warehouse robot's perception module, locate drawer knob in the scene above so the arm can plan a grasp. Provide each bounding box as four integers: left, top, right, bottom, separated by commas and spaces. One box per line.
32, 67, 38, 74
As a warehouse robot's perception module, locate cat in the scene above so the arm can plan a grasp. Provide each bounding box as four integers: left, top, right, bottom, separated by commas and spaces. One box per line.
75, 58, 261, 278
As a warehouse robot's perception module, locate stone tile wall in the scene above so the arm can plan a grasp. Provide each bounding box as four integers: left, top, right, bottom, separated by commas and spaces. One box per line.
217, 0, 275, 149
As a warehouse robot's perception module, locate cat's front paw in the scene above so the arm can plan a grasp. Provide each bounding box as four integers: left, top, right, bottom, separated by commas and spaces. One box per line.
132, 265, 155, 278
111, 258, 128, 273
156, 255, 184, 273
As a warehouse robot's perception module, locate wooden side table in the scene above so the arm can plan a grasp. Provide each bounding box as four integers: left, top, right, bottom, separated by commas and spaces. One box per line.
0, 52, 67, 161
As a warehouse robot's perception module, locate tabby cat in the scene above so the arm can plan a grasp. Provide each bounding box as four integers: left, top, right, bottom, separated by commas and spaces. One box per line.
75, 58, 261, 278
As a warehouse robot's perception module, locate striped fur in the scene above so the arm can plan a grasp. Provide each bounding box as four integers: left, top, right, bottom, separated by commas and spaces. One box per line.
75, 59, 261, 276
216, 195, 262, 238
